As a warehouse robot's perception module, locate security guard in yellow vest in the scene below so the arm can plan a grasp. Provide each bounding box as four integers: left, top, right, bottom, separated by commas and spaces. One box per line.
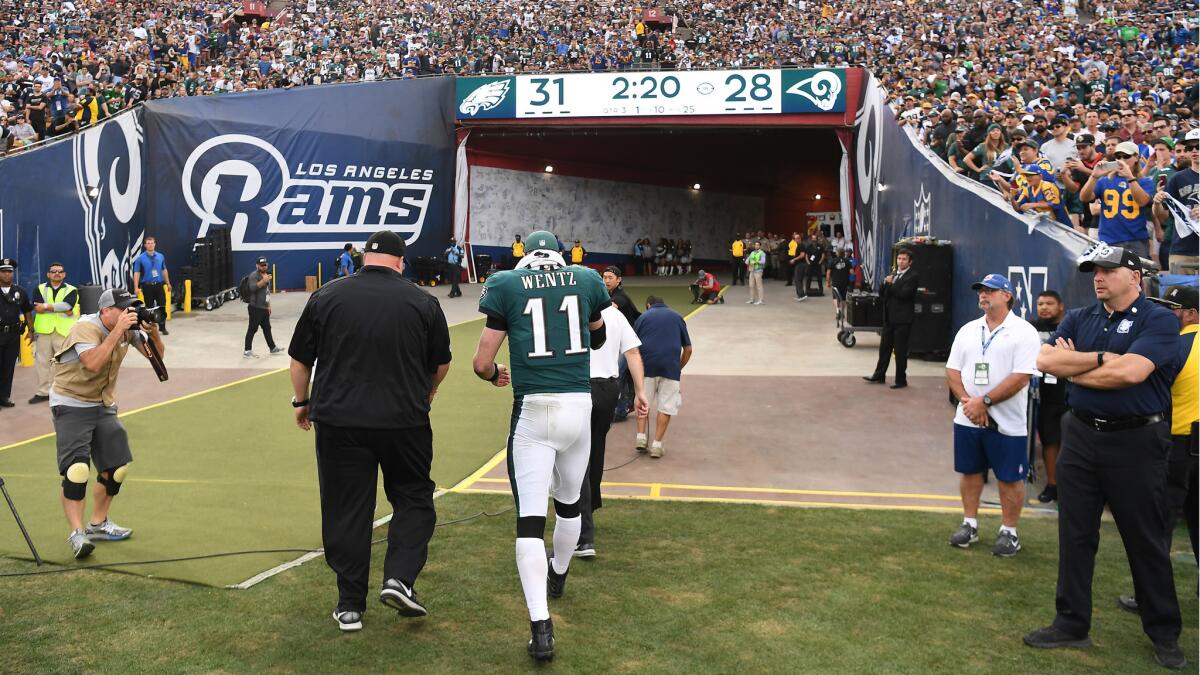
570, 240, 586, 264
730, 235, 746, 286
30, 262, 80, 403
510, 235, 525, 269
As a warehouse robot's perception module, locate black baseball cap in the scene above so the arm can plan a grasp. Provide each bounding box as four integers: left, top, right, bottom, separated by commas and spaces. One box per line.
1148, 285, 1199, 310
1076, 243, 1142, 272
256, 256, 269, 265
1074, 133, 1096, 146
0, 257, 14, 271
364, 230, 406, 257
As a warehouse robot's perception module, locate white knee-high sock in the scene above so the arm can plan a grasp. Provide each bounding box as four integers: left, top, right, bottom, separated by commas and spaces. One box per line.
551, 515, 581, 575
515, 537, 549, 621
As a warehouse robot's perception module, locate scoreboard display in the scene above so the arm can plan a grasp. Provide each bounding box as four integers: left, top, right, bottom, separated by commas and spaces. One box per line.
455, 69, 847, 120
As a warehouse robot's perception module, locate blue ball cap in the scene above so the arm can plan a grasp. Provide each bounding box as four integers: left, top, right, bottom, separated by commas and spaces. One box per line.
971, 273, 1014, 294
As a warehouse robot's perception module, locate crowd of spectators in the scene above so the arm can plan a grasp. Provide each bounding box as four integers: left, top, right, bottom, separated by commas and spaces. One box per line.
0, 0, 1195, 165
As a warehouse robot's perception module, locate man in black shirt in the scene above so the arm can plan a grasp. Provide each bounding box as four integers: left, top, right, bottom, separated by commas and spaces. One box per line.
826, 249, 852, 310
288, 230, 452, 633
1032, 290, 1067, 503
0, 258, 34, 407
805, 237, 826, 297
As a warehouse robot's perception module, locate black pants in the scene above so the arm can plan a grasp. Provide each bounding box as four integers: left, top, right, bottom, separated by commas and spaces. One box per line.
245, 306, 276, 351
580, 377, 620, 545
1053, 414, 1180, 644
806, 262, 824, 296
731, 256, 745, 285
793, 263, 808, 296
315, 422, 436, 613
444, 263, 460, 295
0, 331, 19, 401
786, 261, 796, 285
140, 283, 167, 331
872, 322, 910, 384
1167, 434, 1198, 562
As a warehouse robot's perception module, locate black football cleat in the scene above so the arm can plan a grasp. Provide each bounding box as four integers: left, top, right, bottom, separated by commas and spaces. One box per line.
547, 558, 568, 599
528, 618, 555, 661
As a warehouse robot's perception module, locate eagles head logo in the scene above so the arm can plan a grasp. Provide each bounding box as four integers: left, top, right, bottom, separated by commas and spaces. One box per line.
459, 80, 511, 117
785, 71, 843, 111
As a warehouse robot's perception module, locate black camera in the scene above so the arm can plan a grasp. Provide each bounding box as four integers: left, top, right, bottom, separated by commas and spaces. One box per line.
133, 304, 165, 326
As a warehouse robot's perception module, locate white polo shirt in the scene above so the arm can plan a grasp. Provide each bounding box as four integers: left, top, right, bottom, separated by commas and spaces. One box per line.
589, 305, 641, 379
947, 309, 1041, 436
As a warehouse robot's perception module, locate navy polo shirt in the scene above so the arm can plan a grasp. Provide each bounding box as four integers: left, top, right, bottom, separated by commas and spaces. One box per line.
1052, 295, 1181, 417
633, 303, 691, 381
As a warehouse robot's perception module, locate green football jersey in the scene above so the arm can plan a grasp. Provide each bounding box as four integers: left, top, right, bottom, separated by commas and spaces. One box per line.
479, 265, 610, 396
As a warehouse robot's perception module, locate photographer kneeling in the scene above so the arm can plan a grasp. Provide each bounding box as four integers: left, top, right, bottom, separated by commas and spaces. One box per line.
52, 289, 165, 559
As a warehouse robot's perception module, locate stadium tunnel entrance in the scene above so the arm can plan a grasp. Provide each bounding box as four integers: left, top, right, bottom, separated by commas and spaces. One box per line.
456, 123, 847, 278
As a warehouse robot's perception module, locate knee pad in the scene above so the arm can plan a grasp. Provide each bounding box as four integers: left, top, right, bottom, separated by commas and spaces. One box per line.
516, 515, 546, 539
62, 462, 89, 501
553, 499, 580, 519
97, 464, 128, 496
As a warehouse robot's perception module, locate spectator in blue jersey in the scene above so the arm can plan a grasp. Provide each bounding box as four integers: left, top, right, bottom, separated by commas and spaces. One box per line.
1014, 165, 1072, 227
443, 238, 464, 298
1153, 130, 1200, 273
131, 236, 170, 335
1080, 141, 1156, 258
337, 244, 355, 278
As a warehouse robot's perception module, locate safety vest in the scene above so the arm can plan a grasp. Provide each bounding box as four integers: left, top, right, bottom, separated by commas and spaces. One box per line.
731, 240, 744, 257
571, 246, 584, 263
34, 283, 79, 336
788, 241, 799, 256
512, 241, 525, 258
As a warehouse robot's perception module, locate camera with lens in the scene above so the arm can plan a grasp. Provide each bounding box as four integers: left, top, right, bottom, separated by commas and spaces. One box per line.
132, 303, 165, 326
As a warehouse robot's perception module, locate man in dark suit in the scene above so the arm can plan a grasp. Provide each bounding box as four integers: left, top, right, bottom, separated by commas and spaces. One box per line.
864, 248, 919, 389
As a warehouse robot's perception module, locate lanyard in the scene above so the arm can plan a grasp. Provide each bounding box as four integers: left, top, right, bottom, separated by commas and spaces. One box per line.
981, 324, 1004, 359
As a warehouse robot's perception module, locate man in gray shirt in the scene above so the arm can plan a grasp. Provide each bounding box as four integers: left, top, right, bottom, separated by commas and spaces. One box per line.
244, 256, 283, 358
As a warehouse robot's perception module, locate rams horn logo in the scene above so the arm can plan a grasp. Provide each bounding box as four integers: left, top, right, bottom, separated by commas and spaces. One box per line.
785, 72, 843, 111
459, 80, 511, 117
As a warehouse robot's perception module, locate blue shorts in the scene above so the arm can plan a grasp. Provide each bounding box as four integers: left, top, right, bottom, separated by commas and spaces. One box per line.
953, 424, 1028, 483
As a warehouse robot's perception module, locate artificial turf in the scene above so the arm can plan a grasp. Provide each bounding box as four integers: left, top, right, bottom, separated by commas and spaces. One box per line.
0, 492, 1194, 673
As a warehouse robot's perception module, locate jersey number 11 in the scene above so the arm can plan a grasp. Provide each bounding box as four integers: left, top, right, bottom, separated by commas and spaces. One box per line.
523, 295, 587, 358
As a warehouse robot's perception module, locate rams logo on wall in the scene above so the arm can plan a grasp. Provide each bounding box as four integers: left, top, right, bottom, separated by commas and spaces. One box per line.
72, 114, 146, 289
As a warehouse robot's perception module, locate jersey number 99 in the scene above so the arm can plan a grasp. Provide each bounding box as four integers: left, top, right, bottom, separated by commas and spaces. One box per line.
1101, 188, 1140, 219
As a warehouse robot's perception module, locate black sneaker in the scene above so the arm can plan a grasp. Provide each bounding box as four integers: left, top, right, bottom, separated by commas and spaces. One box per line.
1154, 641, 1187, 669
379, 578, 428, 617
992, 530, 1021, 557
1037, 485, 1058, 503
949, 522, 979, 548
1023, 626, 1093, 649
574, 543, 596, 559
547, 558, 568, 598
332, 610, 363, 632
528, 618, 555, 661
28, 394, 49, 404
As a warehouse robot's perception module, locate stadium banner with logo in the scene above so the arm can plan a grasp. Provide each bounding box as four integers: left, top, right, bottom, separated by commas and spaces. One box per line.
853, 84, 1095, 329
143, 77, 456, 289
0, 110, 148, 292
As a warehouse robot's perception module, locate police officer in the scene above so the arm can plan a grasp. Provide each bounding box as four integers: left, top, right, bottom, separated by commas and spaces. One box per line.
1024, 244, 1186, 670
443, 237, 464, 298
0, 258, 34, 408
288, 230, 452, 633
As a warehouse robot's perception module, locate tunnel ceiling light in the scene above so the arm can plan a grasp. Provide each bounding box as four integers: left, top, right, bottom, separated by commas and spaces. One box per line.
692, 183, 701, 190
544, 165, 554, 173
814, 194, 822, 200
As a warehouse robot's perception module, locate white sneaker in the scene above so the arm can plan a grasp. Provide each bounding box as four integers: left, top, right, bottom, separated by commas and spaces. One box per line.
243, 350, 258, 359
754, 300, 764, 305
649, 443, 664, 459
635, 433, 648, 453
745, 299, 755, 304
85, 518, 132, 541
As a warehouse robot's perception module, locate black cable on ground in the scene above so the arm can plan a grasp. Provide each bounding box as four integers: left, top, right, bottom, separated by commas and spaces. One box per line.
0, 506, 517, 578
604, 452, 643, 472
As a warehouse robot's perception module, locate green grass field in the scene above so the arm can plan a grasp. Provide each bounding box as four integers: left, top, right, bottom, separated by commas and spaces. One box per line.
1, 492, 1194, 673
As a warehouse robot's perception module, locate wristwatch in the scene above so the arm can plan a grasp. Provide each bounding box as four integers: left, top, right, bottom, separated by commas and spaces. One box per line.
982, 395, 994, 407
291, 396, 310, 408
1097, 351, 1106, 367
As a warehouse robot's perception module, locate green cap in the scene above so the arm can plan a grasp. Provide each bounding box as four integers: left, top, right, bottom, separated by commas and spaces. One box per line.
525, 230, 559, 252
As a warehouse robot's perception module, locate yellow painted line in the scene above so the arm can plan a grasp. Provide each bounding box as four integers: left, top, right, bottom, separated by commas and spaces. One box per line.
448, 447, 507, 492
457, 487, 998, 515
468, 476, 961, 502
650, 483, 662, 497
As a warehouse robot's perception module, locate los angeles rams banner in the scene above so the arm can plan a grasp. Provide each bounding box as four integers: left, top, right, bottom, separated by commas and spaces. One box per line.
144, 77, 456, 288
853, 82, 1096, 329
0, 111, 147, 291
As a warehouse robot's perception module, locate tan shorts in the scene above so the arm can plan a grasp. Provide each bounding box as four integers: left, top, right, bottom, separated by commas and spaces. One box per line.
643, 376, 681, 416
